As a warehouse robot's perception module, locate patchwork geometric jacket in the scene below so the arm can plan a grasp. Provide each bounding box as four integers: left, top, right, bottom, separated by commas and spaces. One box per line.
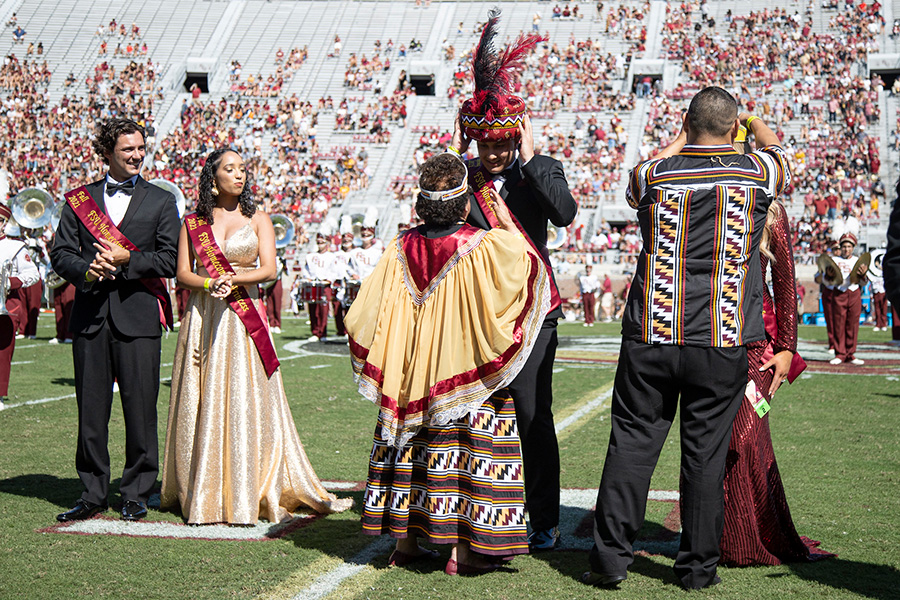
621, 144, 790, 347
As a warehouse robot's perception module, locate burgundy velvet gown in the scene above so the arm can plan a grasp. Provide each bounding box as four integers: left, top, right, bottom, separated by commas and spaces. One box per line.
719, 205, 834, 566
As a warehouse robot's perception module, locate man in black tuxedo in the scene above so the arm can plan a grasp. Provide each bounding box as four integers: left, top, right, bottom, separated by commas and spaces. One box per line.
883, 179, 900, 307
451, 110, 577, 550
51, 118, 180, 522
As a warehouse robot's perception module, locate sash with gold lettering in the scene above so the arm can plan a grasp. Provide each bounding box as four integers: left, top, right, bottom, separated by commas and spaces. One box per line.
64, 186, 174, 330
184, 213, 280, 377
469, 164, 562, 311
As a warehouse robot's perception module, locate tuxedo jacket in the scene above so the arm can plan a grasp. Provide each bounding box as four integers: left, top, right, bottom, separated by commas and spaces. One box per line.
884, 179, 900, 307
50, 177, 180, 338
466, 154, 577, 320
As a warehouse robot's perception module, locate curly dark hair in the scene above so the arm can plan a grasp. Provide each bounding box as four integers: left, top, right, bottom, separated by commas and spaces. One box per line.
91, 118, 146, 164
196, 148, 256, 223
414, 153, 469, 226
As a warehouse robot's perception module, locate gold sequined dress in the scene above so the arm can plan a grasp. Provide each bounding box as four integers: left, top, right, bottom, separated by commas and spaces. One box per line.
161, 223, 352, 524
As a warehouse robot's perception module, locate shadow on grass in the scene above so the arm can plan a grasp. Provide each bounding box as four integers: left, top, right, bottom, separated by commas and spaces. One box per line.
789, 558, 900, 600
50, 377, 75, 387
285, 490, 384, 562
0, 473, 83, 506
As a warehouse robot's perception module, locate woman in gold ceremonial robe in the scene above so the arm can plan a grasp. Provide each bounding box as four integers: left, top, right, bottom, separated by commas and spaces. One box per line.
345, 153, 551, 575
161, 148, 351, 524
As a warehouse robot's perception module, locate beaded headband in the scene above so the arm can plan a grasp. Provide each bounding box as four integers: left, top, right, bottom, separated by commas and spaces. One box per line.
418, 153, 469, 202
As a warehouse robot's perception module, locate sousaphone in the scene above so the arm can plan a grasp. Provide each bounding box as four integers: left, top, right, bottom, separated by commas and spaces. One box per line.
270, 214, 295, 249
148, 179, 187, 219
816, 253, 842, 287
10, 187, 54, 229
547, 225, 568, 250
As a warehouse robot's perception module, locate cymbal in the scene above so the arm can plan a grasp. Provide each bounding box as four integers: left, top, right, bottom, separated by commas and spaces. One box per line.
817, 253, 842, 287
849, 252, 871, 286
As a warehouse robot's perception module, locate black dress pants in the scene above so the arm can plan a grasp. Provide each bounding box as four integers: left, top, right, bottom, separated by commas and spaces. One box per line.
589, 339, 746, 588
73, 320, 162, 506
508, 319, 560, 532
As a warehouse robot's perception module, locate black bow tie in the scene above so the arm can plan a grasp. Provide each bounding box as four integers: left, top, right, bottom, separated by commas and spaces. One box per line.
107, 179, 135, 196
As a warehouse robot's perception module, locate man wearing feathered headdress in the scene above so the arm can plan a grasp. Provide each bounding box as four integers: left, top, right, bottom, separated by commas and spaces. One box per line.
0, 173, 40, 409
447, 8, 577, 552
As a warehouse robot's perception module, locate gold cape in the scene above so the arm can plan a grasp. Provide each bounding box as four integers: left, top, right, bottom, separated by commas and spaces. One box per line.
345, 226, 550, 447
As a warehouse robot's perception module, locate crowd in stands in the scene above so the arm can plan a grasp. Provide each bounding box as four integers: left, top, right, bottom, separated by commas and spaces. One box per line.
0, 1, 894, 276
648, 0, 891, 262
0, 45, 158, 200
86, 59, 160, 97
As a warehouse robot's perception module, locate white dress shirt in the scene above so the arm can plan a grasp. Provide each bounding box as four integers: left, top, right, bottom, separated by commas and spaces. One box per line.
104, 174, 137, 226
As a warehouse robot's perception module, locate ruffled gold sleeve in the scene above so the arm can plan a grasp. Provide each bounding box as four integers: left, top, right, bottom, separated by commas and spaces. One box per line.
345, 228, 550, 447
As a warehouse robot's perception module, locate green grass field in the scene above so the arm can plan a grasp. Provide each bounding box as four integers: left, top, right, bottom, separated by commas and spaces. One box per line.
1, 313, 898, 599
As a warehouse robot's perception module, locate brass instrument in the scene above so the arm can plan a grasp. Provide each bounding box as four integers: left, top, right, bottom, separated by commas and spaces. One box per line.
261, 217, 293, 290
849, 252, 871, 286
45, 268, 67, 290
0, 260, 11, 316
350, 213, 365, 238
816, 254, 842, 287
10, 188, 54, 229
0, 246, 24, 316
547, 224, 568, 250
50, 200, 64, 231
148, 179, 186, 219
271, 214, 295, 249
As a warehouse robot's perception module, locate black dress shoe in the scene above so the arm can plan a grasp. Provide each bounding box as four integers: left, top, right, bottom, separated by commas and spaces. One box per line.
57, 500, 107, 522
683, 575, 721, 590
581, 571, 627, 588
121, 500, 148, 521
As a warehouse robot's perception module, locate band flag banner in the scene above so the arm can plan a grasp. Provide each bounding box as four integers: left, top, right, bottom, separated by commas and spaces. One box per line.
470, 165, 562, 311
64, 186, 173, 330
184, 213, 280, 377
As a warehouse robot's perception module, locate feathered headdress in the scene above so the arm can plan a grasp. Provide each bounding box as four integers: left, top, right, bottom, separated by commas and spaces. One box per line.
362, 206, 379, 233
833, 216, 860, 247
460, 8, 545, 141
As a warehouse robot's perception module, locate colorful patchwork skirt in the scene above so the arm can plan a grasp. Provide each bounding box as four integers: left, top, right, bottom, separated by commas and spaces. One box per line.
362, 391, 528, 556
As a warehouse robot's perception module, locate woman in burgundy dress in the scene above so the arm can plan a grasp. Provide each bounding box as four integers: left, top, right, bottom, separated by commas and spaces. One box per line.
719, 201, 834, 566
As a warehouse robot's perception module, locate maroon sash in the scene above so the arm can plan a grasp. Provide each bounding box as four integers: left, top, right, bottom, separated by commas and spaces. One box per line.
184, 213, 280, 377
469, 164, 562, 311
64, 186, 173, 330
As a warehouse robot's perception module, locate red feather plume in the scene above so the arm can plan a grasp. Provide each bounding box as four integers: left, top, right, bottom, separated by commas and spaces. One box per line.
469, 8, 546, 120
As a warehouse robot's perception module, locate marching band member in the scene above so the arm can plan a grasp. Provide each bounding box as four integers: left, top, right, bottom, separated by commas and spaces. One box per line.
578, 264, 599, 326
0, 201, 41, 409
332, 216, 355, 336
350, 207, 383, 281
826, 219, 867, 366
17, 227, 46, 339
302, 227, 339, 341
49, 277, 75, 345
263, 251, 286, 334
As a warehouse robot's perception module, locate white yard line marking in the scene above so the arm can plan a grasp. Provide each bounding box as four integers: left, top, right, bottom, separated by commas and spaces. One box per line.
319, 481, 359, 490
555, 384, 614, 434
309, 365, 331, 370
291, 537, 394, 600
11, 360, 33, 365
6, 393, 75, 408
54, 516, 317, 541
